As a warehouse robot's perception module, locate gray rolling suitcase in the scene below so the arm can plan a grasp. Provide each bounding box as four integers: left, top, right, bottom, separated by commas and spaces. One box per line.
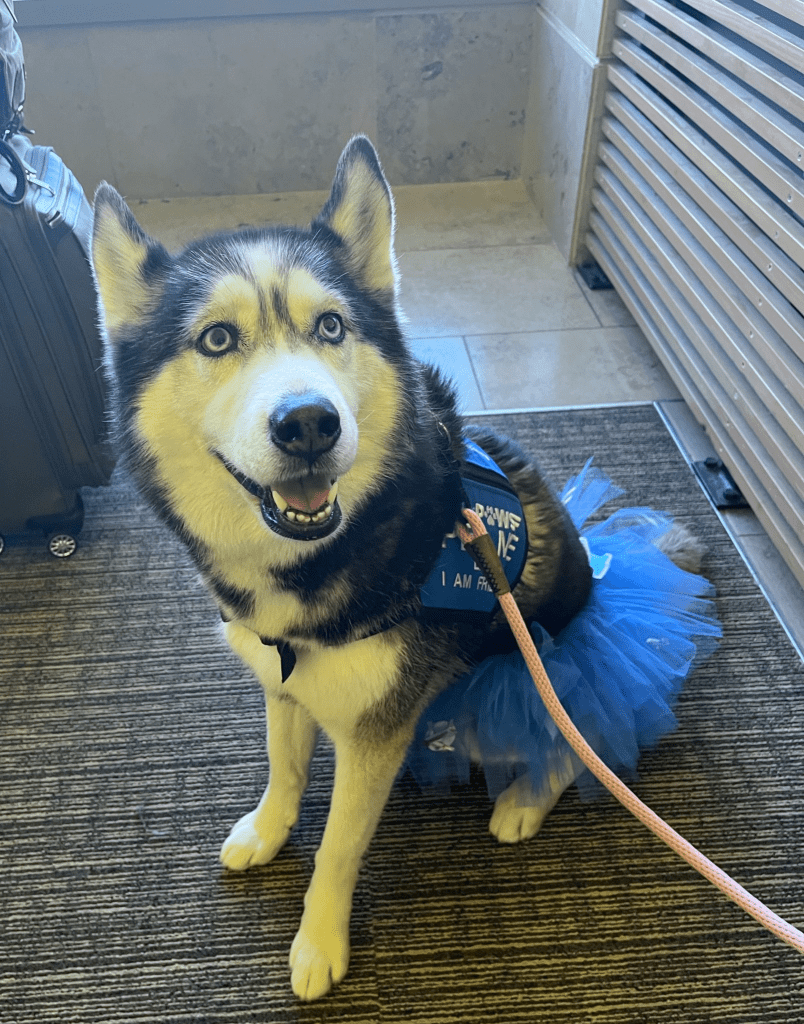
1, 0, 114, 557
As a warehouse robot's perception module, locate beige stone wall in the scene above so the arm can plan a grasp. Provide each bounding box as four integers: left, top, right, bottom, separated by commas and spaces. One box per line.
17, 3, 609, 262
18, 7, 533, 199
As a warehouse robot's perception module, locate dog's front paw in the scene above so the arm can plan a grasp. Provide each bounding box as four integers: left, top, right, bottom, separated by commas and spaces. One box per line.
289, 914, 350, 1001
220, 808, 289, 872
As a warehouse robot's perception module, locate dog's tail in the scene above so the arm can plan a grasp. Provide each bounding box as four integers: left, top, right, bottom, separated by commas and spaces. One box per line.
655, 522, 708, 575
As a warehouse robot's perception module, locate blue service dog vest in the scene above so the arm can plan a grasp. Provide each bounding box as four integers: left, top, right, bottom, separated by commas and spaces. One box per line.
419, 439, 528, 619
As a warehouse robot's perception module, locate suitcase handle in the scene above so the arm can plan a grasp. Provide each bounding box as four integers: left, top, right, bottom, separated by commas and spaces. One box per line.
0, 136, 26, 205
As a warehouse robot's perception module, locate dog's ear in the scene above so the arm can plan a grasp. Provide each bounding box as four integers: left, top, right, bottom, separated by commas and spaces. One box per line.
91, 184, 171, 338
314, 136, 398, 296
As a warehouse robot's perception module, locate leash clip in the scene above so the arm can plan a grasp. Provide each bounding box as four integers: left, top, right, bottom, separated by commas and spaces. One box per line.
458, 506, 511, 597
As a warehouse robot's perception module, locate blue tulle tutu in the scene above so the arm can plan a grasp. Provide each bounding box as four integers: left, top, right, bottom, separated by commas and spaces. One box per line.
407, 459, 722, 801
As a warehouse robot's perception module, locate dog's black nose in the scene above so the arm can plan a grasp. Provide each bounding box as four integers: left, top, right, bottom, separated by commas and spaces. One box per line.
269, 393, 342, 465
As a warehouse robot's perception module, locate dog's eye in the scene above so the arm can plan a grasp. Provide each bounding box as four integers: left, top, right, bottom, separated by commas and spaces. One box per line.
315, 313, 345, 344
197, 324, 238, 357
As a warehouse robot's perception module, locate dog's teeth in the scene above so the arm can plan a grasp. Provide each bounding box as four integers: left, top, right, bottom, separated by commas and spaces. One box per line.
296, 512, 312, 524
272, 490, 288, 512
285, 510, 297, 522
327, 483, 338, 504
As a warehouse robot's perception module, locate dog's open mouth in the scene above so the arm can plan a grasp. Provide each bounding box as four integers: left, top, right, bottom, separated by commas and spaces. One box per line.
261, 475, 342, 540
216, 454, 342, 541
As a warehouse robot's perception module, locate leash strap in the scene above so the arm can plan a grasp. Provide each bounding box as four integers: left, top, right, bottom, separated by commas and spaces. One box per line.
458, 506, 804, 957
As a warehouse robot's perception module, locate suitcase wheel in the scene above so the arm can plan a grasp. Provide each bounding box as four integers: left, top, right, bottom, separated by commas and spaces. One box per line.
26, 495, 84, 557
0, 532, 77, 557
47, 533, 78, 558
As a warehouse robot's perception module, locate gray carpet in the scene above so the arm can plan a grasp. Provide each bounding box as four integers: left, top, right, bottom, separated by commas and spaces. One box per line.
2, 404, 803, 1023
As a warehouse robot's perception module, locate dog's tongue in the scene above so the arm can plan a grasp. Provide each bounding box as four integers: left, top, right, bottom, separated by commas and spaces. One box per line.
274, 475, 333, 514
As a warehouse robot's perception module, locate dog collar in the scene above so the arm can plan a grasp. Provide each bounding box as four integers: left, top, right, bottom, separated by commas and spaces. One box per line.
220, 609, 299, 682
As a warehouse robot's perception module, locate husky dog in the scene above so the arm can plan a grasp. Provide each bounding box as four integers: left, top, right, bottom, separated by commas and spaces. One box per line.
91, 137, 669, 1000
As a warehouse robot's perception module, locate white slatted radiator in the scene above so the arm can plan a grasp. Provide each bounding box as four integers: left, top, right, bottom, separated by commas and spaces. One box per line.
585, 0, 804, 589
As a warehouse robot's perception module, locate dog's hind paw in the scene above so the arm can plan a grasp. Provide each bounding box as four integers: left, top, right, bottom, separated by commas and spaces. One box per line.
289, 920, 350, 1002
220, 808, 289, 871
489, 770, 573, 844
489, 797, 548, 844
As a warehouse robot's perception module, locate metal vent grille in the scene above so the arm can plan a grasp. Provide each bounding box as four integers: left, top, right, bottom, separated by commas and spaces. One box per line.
586, 0, 804, 589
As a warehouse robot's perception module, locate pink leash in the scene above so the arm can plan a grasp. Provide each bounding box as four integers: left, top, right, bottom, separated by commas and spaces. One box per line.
458, 506, 804, 956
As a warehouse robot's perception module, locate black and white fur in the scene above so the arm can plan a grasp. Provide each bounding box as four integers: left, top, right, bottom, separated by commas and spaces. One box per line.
91, 137, 691, 1000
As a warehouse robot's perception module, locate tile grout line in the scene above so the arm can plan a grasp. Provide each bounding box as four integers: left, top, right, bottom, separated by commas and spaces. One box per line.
461, 336, 489, 411
408, 325, 643, 343
395, 241, 558, 255
570, 268, 606, 330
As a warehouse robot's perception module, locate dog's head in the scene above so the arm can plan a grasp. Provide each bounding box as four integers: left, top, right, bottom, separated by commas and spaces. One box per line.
92, 137, 411, 553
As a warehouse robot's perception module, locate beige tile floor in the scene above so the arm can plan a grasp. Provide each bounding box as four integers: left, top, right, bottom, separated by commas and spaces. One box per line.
135, 180, 804, 657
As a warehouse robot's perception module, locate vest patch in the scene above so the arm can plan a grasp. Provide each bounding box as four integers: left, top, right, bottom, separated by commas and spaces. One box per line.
419, 440, 528, 619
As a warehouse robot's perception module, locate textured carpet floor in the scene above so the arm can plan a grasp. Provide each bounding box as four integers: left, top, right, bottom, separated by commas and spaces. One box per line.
2, 404, 803, 1024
